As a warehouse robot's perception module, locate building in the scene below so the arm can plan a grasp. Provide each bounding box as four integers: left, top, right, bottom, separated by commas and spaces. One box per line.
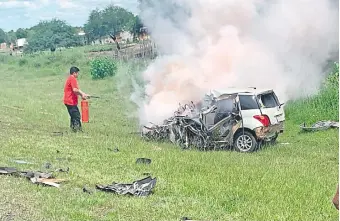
16, 38, 28, 48
0, 42, 7, 50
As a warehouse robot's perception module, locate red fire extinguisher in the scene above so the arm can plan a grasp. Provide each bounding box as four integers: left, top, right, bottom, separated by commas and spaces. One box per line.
81, 99, 89, 123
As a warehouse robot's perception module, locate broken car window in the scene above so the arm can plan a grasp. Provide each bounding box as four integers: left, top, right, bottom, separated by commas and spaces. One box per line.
258, 92, 278, 108
239, 95, 259, 110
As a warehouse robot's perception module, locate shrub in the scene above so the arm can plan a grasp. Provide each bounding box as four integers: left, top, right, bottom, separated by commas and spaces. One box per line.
90, 57, 117, 79
18, 58, 28, 66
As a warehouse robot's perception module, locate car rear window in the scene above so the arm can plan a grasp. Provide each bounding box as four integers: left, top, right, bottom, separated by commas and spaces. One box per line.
258, 92, 279, 108
239, 95, 259, 110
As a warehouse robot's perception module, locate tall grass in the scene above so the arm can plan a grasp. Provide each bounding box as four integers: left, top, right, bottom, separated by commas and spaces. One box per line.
285, 62, 339, 124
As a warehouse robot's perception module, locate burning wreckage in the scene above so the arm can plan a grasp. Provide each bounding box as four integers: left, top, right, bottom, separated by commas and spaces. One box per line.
141, 92, 244, 151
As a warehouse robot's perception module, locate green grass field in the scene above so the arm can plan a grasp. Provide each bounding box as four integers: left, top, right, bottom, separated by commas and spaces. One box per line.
0, 48, 338, 221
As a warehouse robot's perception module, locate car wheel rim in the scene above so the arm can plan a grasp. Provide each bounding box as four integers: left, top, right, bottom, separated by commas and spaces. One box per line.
237, 135, 253, 151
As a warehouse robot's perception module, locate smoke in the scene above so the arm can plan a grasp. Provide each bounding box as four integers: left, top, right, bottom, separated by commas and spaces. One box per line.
134, 0, 339, 125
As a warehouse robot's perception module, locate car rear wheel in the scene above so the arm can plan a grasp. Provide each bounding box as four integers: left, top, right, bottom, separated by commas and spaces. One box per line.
234, 131, 258, 152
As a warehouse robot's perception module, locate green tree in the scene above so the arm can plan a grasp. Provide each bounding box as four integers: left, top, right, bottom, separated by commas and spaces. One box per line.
0, 28, 7, 43
84, 9, 104, 43
24, 19, 81, 53
16, 28, 28, 39
84, 5, 135, 43
6, 30, 16, 43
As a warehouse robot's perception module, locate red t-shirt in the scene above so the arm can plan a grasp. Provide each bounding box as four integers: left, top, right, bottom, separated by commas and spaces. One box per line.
63, 75, 79, 105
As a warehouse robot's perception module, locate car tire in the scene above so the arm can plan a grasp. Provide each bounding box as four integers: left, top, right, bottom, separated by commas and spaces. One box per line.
233, 131, 258, 153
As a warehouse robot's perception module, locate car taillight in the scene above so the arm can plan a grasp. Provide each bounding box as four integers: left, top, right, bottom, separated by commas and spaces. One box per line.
253, 115, 271, 127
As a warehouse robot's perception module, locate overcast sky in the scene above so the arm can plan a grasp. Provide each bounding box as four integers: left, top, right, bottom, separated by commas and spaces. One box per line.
0, 0, 139, 32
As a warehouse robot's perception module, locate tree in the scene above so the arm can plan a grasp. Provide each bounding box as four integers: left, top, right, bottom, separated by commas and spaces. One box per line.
0, 28, 7, 43
6, 30, 16, 43
84, 5, 135, 43
16, 28, 28, 39
24, 19, 81, 53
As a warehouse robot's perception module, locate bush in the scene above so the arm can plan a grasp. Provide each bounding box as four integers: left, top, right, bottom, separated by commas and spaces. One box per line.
90, 57, 117, 79
18, 58, 28, 66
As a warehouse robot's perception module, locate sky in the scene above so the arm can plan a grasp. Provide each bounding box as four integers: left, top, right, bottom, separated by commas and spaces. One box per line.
0, 0, 139, 31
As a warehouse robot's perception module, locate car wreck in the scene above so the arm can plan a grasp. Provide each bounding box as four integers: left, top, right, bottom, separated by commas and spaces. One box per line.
141, 88, 285, 153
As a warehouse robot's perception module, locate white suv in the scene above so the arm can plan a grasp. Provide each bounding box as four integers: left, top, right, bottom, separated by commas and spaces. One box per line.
209, 88, 285, 152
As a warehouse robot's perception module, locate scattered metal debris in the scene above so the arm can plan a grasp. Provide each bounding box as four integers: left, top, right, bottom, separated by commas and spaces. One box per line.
300, 120, 339, 132
0, 167, 17, 175
136, 158, 152, 164
141, 93, 242, 150
0, 167, 66, 188
96, 176, 157, 197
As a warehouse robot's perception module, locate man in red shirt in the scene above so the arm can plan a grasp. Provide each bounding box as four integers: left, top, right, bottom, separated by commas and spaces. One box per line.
63, 66, 89, 132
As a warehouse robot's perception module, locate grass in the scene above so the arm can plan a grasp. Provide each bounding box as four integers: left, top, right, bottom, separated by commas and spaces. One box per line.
0, 49, 338, 221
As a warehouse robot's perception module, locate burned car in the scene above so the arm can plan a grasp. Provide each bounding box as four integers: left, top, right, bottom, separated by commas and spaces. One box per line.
142, 88, 285, 153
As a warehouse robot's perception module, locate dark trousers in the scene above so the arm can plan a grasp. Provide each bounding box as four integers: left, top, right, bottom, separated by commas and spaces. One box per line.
65, 104, 82, 131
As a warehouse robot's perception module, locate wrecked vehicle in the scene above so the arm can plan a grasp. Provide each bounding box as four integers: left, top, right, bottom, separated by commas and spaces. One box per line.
142, 88, 285, 153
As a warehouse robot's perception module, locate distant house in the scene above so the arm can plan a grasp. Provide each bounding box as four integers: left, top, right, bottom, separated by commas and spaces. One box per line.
0, 42, 7, 50
89, 30, 134, 45
117, 31, 133, 43
16, 38, 28, 48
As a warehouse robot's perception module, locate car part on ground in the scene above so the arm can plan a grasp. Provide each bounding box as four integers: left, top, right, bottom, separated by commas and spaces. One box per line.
300, 120, 339, 132
0, 167, 67, 188
96, 176, 157, 197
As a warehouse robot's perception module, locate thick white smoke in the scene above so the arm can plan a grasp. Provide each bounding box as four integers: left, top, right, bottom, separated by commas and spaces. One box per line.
134, 0, 339, 125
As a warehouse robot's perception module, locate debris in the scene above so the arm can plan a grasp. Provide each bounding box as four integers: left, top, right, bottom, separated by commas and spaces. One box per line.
30, 177, 66, 188
83, 186, 93, 194
141, 92, 242, 150
96, 176, 157, 197
19, 171, 53, 179
300, 120, 339, 132
280, 142, 290, 145
11, 159, 34, 165
55, 167, 69, 173
0, 167, 66, 188
136, 158, 152, 164
0, 167, 17, 174
108, 147, 119, 152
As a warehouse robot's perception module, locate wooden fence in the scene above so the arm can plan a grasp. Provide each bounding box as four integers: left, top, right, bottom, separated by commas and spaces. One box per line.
113, 40, 158, 61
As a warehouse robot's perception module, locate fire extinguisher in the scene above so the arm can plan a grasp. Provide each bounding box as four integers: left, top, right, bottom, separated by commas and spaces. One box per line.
81, 99, 89, 123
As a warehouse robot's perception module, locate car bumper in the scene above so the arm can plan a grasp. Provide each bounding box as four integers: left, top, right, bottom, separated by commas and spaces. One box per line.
254, 121, 285, 140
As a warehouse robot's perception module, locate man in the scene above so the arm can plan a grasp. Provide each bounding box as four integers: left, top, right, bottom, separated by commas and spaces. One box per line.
63, 66, 89, 132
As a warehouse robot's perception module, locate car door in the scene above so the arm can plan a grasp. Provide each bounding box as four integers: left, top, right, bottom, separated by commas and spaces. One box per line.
257, 91, 285, 125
